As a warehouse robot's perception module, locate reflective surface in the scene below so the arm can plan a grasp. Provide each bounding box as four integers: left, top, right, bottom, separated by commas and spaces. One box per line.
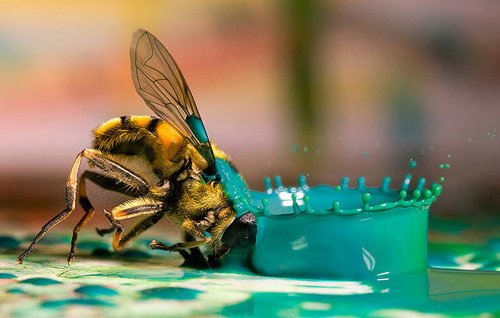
1, 181, 498, 317
1, 235, 498, 317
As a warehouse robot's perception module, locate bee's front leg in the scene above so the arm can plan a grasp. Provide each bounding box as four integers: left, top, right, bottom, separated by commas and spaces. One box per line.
148, 239, 170, 250
149, 219, 210, 252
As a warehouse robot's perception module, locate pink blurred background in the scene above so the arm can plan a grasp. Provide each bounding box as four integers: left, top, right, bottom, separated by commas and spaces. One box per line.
1, 1, 499, 227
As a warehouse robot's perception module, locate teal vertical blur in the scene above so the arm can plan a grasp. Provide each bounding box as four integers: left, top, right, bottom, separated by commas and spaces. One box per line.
386, 77, 426, 165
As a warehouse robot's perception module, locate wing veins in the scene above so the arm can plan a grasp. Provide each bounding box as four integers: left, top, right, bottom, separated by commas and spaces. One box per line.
130, 29, 216, 169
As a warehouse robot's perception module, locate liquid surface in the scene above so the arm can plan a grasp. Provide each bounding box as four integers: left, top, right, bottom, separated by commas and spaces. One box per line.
249, 176, 440, 279
1, 221, 498, 317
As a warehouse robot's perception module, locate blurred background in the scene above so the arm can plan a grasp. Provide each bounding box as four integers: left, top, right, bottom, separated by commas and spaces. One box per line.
0, 1, 499, 232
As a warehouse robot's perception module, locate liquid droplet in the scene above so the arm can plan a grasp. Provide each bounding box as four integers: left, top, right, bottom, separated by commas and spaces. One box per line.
440, 177, 445, 182
409, 159, 417, 169
424, 189, 432, 199
432, 183, 443, 196
487, 129, 496, 140
439, 163, 451, 169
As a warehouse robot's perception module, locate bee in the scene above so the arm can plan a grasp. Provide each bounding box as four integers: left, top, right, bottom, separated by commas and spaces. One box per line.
17, 29, 256, 267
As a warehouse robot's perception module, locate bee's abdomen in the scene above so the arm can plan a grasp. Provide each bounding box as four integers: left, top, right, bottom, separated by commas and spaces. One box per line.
93, 116, 185, 177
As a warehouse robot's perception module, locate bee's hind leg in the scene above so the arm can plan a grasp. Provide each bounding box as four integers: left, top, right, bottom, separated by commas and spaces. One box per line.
67, 173, 96, 264
17, 151, 86, 264
69, 153, 152, 263
69, 170, 138, 263
17, 148, 151, 264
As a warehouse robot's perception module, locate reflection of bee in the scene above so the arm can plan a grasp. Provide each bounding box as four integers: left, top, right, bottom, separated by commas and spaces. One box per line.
18, 29, 256, 266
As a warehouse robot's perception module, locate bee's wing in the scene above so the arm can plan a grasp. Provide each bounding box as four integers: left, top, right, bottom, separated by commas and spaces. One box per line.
130, 29, 216, 171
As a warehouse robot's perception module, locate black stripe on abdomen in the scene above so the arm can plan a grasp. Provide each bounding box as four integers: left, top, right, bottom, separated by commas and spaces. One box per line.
120, 116, 128, 125
147, 118, 160, 133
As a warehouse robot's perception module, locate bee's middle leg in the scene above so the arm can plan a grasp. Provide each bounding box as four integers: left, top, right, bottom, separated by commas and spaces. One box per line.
119, 211, 166, 246
83, 171, 151, 236
102, 210, 124, 251
105, 198, 164, 251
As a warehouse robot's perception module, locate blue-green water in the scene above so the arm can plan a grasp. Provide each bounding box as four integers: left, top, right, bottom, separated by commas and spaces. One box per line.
1, 178, 498, 317
249, 176, 440, 279
1, 221, 498, 317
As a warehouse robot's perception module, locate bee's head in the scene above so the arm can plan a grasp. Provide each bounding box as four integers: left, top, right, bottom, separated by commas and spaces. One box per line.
221, 212, 257, 249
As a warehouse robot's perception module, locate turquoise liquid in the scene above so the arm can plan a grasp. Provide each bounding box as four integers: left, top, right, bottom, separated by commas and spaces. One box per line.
1, 176, 497, 317
248, 175, 440, 279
